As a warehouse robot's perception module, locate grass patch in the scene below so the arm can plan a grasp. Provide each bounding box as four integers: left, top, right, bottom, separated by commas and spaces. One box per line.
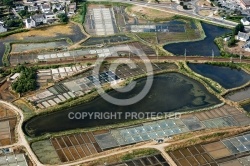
31, 140, 61, 164
13, 99, 34, 113
72, 2, 87, 24
137, 33, 157, 44
226, 16, 243, 23
66, 38, 73, 45
239, 64, 250, 73
214, 37, 240, 58
0, 28, 29, 38
205, 62, 241, 70
199, 132, 228, 140
13, 99, 36, 121
2, 42, 11, 66
121, 149, 159, 161
81, 148, 159, 166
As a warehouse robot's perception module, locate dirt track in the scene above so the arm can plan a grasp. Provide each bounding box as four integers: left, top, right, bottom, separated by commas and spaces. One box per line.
1, 100, 249, 166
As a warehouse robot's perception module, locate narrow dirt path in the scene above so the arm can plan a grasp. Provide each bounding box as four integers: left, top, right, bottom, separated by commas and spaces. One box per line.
0, 100, 44, 166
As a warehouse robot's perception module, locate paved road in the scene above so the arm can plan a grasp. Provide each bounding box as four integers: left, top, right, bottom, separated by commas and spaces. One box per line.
87, 0, 241, 29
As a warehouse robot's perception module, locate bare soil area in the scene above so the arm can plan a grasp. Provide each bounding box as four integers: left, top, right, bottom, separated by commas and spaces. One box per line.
199, 10, 213, 16
128, 6, 174, 21
8, 24, 74, 40
1, 23, 86, 43
225, 41, 250, 57
0, 81, 17, 102
197, 0, 213, 7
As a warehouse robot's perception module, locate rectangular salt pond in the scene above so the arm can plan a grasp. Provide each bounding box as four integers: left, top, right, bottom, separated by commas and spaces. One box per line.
222, 133, 250, 154
98, 119, 192, 147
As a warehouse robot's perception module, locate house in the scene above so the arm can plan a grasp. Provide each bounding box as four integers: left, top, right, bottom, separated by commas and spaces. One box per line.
0, 24, 7, 33
239, 0, 250, 9
68, 3, 76, 14
32, 14, 47, 24
41, 3, 51, 13
179, 0, 192, 2
10, 73, 20, 81
25, 14, 47, 28
236, 31, 250, 41
243, 41, 250, 51
28, 6, 38, 12
241, 17, 250, 26
25, 18, 36, 28
15, 5, 25, 12
45, 12, 56, 20
224, 36, 231, 41
52, 3, 62, 11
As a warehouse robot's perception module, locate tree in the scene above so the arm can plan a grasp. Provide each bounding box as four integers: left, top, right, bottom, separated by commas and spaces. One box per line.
53, 8, 58, 13
11, 66, 37, 94
5, 19, 23, 28
18, 9, 30, 18
228, 37, 236, 47
183, 5, 188, 9
235, 23, 244, 33
231, 23, 244, 36
3, 0, 13, 7
57, 13, 68, 23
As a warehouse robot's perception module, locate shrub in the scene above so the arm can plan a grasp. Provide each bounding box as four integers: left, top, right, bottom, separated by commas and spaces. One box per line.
57, 13, 68, 23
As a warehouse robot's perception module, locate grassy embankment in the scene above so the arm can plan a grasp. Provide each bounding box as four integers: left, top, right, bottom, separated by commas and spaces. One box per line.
71, 2, 87, 24
214, 36, 240, 58
0, 29, 29, 38
81, 148, 159, 166
179, 62, 225, 94
226, 16, 243, 23
205, 61, 242, 70
2, 43, 11, 66
239, 63, 250, 73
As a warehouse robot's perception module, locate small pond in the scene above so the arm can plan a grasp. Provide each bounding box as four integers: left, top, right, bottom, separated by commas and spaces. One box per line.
163, 23, 231, 56
23, 72, 220, 137
188, 63, 250, 89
